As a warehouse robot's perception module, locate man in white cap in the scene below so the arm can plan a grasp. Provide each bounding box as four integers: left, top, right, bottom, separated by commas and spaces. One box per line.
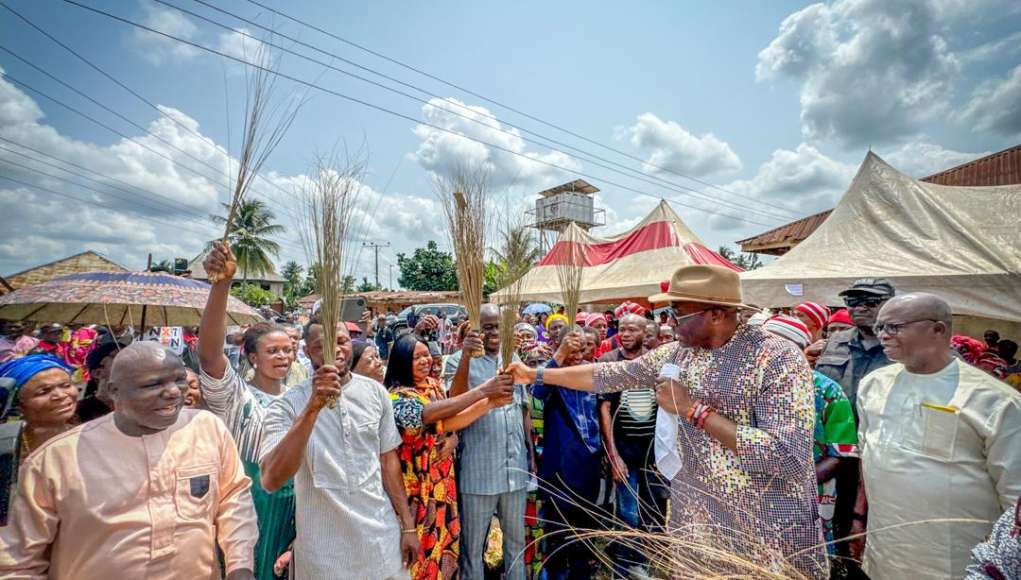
507, 265, 826, 578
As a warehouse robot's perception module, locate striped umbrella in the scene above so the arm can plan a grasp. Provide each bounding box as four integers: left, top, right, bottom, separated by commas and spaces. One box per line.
0, 271, 263, 328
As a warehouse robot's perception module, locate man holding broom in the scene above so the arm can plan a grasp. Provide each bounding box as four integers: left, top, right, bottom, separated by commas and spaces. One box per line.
506, 265, 827, 578
445, 304, 531, 580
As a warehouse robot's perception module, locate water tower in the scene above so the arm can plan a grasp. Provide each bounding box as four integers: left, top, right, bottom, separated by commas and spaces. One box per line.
527, 179, 606, 253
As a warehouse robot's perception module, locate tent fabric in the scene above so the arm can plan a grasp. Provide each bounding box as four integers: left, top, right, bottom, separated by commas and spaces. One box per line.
741, 152, 1021, 324
492, 200, 740, 305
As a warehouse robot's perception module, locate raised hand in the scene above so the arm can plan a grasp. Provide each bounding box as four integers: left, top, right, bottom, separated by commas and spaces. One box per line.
461, 329, 484, 355
204, 241, 237, 283
307, 364, 343, 414
554, 331, 583, 366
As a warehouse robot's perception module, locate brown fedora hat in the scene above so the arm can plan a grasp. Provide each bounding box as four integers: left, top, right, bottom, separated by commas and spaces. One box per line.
648, 264, 749, 309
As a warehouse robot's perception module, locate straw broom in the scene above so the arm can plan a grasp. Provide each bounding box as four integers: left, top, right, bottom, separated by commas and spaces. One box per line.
299, 154, 363, 408
437, 165, 489, 357
555, 224, 585, 327
493, 221, 539, 365
209, 43, 302, 283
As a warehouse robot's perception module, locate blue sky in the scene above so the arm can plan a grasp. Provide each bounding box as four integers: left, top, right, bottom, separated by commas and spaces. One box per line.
2, 0, 1019, 285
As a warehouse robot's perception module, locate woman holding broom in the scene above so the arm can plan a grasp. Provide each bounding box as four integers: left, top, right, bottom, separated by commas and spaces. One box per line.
198, 242, 295, 580
383, 333, 516, 579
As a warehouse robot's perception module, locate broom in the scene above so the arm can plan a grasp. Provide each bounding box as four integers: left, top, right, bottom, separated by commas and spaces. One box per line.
555, 224, 585, 327
494, 221, 539, 366
299, 153, 363, 408
209, 43, 302, 283
437, 165, 488, 358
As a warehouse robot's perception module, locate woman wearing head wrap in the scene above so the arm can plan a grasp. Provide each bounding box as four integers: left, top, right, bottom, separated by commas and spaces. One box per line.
0, 354, 79, 456
350, 340, 385, 383
544, 314, 570, 349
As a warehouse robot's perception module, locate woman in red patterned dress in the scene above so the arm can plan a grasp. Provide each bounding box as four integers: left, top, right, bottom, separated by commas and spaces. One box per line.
384, 334, 515, 579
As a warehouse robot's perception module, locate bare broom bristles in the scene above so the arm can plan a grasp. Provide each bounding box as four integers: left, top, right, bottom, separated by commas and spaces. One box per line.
299, 153, 363, 408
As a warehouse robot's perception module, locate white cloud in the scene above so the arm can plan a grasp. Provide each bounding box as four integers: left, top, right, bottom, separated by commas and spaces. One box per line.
0, 73, 445, 286
708, 143, 857, 234
756, 0, 982, 146
134, 1, 200, 65
619, 113, 742, 178
411, 97, 581, 191
216, 27, 267, 63
879, 140, 987, 177
957, 65, 1021, 137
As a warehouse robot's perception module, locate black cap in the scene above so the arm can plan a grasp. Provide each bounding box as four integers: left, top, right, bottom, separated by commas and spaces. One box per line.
86, 335, 132, 372
838, 278, 896, 298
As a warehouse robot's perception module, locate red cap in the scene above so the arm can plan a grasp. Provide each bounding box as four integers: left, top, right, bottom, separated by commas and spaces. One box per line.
828, 309, 852, 327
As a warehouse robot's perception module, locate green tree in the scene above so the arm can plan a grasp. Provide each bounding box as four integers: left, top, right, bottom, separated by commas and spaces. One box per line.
281, 260, 303, 305
356, 277, 382, 293
210, 199, 284, 282
483, 261, 502, 297
230, 283, 274, 307
717, 245, 764, 271
396, 241, 458, 291
341, 275, 356, 295
300, 263, 321, 297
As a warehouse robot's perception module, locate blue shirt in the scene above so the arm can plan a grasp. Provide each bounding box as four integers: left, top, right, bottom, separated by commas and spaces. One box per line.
532, 360, 603, 499
444, 350, 530, 495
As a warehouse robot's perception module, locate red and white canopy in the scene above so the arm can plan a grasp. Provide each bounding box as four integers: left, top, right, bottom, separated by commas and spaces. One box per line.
493, 200, 740, 305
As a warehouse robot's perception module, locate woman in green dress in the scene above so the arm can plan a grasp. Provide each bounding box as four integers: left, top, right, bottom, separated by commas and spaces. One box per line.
199, 243, 295, 580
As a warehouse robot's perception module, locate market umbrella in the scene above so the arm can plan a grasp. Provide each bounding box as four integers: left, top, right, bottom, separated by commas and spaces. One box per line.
522, 303, 552, 316
0, 271, 263, 328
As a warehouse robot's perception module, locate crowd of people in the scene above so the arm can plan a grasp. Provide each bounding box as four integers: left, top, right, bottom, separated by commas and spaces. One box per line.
0, 246, 1018, 580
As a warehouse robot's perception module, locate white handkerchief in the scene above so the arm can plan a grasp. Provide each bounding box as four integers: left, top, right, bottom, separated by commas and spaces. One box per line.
655, 407, 682, 479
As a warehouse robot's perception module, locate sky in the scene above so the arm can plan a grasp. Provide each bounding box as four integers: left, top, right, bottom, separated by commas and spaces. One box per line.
1, 0, 1019, 287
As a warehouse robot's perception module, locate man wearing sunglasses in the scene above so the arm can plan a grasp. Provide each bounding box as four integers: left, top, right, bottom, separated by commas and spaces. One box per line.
814, 279, 896, 571
506, 265, 827, 578
853, 293, 1021, 579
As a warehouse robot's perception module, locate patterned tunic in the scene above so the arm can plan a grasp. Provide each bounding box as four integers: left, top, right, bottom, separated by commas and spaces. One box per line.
593, 324, 827, 578
390, 378, 460, 580
811, 371, 858, 554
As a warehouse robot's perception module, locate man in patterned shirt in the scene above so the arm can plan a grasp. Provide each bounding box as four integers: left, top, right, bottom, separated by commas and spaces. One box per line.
508, 265, 827, 578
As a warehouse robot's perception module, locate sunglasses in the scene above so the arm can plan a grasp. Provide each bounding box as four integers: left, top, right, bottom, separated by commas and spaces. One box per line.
843, 295, 886, 308
669, 306, 711, 326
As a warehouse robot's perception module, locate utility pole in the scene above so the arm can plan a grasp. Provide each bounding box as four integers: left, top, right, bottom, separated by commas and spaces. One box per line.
362, 241, 390, 288
388, 264, 393, 291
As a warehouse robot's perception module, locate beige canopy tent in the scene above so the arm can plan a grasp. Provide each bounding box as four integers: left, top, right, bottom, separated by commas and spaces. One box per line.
492, 200, 740, 305
741, 152, 1021, 337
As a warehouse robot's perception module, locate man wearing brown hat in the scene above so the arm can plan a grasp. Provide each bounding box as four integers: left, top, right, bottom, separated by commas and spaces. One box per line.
507, 264, 826, 578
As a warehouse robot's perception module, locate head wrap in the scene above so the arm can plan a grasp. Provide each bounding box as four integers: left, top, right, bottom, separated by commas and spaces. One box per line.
763, 316, 812, 349
828, 309, 853, 328
795, 302, 832, 331
0, 354, 73, 420
513, 322, 537, 338
585, 313, 607, 327
575, 312, 589, 325
545, 313, 569, 329
614, 301, 648, 319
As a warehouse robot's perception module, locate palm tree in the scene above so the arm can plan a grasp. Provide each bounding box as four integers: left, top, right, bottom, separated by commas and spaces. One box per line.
210, 199, 284, 282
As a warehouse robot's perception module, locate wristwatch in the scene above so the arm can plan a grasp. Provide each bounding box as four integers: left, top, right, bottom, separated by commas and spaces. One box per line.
534, 366, 545, 387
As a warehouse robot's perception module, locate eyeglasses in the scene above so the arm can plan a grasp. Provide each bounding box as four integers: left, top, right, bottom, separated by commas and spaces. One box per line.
873, 319, 939, 336
844, 295, 887, 308
669, 306, 711, 326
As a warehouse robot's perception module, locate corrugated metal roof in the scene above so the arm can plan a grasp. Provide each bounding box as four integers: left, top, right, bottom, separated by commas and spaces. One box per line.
738, 144, 1021, 255
921, 144, 1021, 186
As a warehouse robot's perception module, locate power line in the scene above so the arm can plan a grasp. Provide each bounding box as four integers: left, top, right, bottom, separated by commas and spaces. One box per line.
157, 0, 800, 223
0, 140, 308, 256
241, 0, 805, 217
0, 1, 300, 207
59, 0, 778, 229
0, 71, 308, 248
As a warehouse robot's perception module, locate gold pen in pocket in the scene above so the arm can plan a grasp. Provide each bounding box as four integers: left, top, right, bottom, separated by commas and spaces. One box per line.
921, 402, 958, 413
